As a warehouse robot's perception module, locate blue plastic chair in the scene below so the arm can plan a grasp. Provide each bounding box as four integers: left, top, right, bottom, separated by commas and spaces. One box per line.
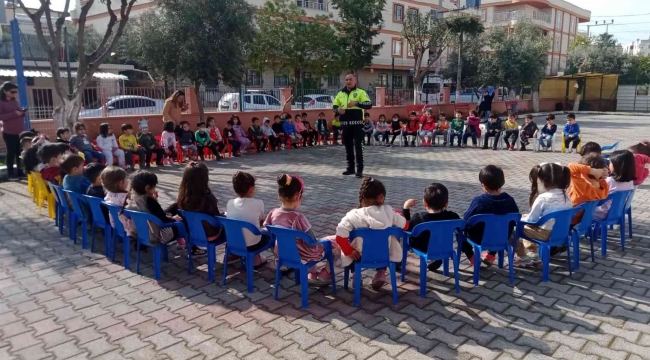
47, 182, 61, 229
401, 219, 465, 296
65, 191, 91, 250
178, 210, 226, 282
342, 227, 403, 307
625, 205, 633, 239
266, 225, 337, 308
518, 208, 580, 282
218, 217, 275, 293
465, 213, 521, 286
601, 141, 620, 159
50, 184, 75, 242
84, 196, 113, 258
122, 209, 187, 281
592, 190, 633, 257
104, 202, 132, 269
570, 200, 599, 268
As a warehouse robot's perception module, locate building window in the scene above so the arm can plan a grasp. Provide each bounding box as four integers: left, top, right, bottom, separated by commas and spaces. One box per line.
481, 9, 487, 22
378, 74, 388, 87
392, 39, 402, 56
555, 12, 562, 29
554, 34, 561, 51
274, 73, 289, 87
327, 74, 339, 87
407, 75, 414, 89
552, 57, 560, 74
247, 70, 262, 87
394, 4, 404, 22
32, 88, 53, 120
392, 75, 403, 89
408, 8, 419, 20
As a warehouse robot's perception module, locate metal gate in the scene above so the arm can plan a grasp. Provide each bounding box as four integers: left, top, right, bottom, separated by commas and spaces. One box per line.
617, 85, 650, 112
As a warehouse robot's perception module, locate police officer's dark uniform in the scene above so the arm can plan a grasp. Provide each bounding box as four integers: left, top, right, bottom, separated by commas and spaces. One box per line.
333, 86, 372, 177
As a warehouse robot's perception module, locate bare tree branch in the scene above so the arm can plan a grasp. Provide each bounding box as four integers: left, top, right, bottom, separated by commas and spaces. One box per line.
76, 0, 96, 85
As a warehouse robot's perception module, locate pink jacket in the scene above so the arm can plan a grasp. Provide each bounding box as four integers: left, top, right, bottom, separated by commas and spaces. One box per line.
294, 121, 306, 132
467, 116, 482, 138
633, 153, 650, 186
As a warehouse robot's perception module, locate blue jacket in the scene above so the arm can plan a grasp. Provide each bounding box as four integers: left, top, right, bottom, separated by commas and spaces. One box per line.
563, 123, 580, 137
464, 193, 519, 241
63, 175, 90, 194
283, 122, 296, 135
541, 124, 557, 136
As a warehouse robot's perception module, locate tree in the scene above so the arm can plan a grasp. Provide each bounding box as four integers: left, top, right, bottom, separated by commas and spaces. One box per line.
16, 0, 137, 128
567, 33, 623, 75
442, 34, 489, 90
446, 14, 484, 101
620, 55, 650, 85
330, 0, 385, 73
401, 12, 453, 103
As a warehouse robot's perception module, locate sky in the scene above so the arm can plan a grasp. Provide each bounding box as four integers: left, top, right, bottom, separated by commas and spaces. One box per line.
15, 0, 650, 45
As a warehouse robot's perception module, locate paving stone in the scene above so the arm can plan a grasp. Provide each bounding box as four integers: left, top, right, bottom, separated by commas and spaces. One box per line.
144, 330, 183, 351
582, 341, 628, 360
308, 341, 347, 360
160, 342, 200, 360
80, 337, 117, 358
284, 327, 322, 350
368, 334, 409, 357
276, 343, 318, 360
191, 338, 230, 360
337, 337, 380, 360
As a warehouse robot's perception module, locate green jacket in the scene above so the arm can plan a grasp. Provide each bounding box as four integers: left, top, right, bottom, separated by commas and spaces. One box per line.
137, 133, 158, 148
450, 118, 464, 132
332, 86, 372, 126
195, 130, 212, 146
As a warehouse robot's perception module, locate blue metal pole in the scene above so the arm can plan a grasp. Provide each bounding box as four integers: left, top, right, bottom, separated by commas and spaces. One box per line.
10, 19, 30, 130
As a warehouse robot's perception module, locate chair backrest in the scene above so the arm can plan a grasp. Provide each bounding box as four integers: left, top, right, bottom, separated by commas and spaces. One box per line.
532, 208, 580, 246
601, 141, 620, 151
574, 199, 600, 235
103, 202, 127, 237
466, 213, 521, 248
177, 210, 220, 244
122, 209, 166, 246
64, 190, 88, 221
83, 195, 108, 228
217, 217, 264, 254
602, 190, 634, 222
48, 181, 61, 205
266, 225, 318, 266
349, 227, 404, 266
410, 219, 466, 258
50, 184, 72, 211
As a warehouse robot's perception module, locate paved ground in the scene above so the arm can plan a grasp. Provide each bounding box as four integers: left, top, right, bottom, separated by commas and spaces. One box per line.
1, 114, 650, 360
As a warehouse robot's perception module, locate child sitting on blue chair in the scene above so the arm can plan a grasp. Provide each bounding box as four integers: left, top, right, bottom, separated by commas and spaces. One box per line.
335, 177, 408, 289
594, 150, 636, 220
403, 183, 461, 273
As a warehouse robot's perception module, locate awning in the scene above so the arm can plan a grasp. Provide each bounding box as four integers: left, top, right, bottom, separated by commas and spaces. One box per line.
0, 69, 128, 80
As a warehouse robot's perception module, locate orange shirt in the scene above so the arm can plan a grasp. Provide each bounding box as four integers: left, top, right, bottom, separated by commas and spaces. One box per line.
567, 163, 609, 207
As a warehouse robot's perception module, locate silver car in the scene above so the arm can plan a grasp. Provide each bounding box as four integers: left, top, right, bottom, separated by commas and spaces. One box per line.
79, 95, 165, 118
218, 92, 282, 112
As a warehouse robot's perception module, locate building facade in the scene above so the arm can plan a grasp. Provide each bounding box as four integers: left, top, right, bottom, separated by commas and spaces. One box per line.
623, 37, 650, 56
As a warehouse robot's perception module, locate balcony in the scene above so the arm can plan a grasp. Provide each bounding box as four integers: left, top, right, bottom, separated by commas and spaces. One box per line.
492, 10, 551, 25
296, 0, 328, 11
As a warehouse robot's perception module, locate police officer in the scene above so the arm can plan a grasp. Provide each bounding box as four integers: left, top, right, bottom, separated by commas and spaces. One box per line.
333, 74, 372, 177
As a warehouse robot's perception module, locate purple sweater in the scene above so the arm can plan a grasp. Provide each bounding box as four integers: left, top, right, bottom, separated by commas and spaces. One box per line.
0, 99, 24, 135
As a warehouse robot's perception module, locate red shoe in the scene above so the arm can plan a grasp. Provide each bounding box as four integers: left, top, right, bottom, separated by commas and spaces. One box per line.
469, 255, 475, 266
482, 253, 496, 267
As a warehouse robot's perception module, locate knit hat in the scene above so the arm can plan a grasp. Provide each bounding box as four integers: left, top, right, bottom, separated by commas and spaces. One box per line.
263, 117, 270, 123
138, 118, 149, 129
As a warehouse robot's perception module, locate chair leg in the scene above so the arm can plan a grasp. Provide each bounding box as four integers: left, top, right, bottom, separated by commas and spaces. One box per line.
153, 247, 162, 280
572, 233, 580, 270
246, 254, 254, 293
400, 242, 408, 282
353, 264, 362, 307
90, 224, 96, 252
442, 258, 449, 276
620, 218, 626, 252
590, 227, 596, 263
186, 241, 194, 275
136, 241, 141, 275
222, 249, 229, 286
343, 267, 349, 290
453, 254, 460, 294
389, 263, 398, 305
566, 238, 572, 276
327, 252, 337, 295
472, 246, 481, 286
123, 236, 130, 270
420, 258, 427, 298
104, 227, 111, 259
541, 245, 550, 282
207, 243, 215, 282
162, 245, 169, 262
295, 269, 301, 286
507, 246, 515, 285
627, 207, 633, 238
300, 268, 309, 309
81, 221, 88, 249
497, 250, 504, 269
601, 224, 608, 257
274, 261, 282, 300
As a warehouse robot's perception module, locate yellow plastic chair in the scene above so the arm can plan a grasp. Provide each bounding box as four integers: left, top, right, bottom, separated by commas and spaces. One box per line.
561, 134, 582, 153
31, 172, 56, 219
27, 172, 35, 199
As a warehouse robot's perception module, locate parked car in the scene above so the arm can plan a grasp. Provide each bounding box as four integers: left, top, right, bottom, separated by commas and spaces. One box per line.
293, 94, 334, 109
79, 95, 164, 118
218, 92, 282, 111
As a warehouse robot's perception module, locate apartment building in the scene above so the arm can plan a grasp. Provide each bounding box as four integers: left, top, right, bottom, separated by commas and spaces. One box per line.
479, 0, 591, 75
623, 37, 650, 56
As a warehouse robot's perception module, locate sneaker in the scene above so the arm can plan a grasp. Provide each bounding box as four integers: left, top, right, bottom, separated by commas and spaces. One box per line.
514, 256, 534, 268
482, 253, 496, 267
355, 172, 363, 178
177, 238, 187, 248
371, 270, 387, 290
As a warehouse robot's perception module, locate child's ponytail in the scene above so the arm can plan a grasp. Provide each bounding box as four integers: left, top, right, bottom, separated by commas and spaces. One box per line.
530, 163, 573, 206
358, 176, 386, 208
528, 165, 541, 207
277, 174, 303, 200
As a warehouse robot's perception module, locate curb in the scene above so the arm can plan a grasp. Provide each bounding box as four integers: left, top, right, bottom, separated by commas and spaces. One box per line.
521, 111, 650, 118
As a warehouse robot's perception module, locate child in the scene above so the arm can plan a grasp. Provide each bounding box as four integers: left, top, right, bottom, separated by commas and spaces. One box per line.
503, 114, 519, 150
85, 163, 106, 198
231, 116, 251, 152
482, 113, 501, 150
315, 113, 329, 145
160, 120, 178, 164
137, 123, 165, 167
450, 111, 465, 147
97, 123, 126, 167
265, 174, 339, 284
70, 123, 105, 164
283, 115, 302, 147
226, 171, 267, 267
363, 114, 375, 146
272, 115, 287, 147
563, 113, 581, 153
462, 110, 481, 148
374, 114, 388, 145
331, 113, 341, 145
55, 127, 71, 144
594, 150, 636, 220
579, 142, 602, 157
125, 170, 184, 246
248, 117, 269, 153
402, 111, 419, 147
514, 163, 572, 268
224, 120, 242, 157
419, 109, 436, 146
403, 183, 461, 272
61, 154, 87, 193
335, 177, 408, 289
385, 113, 402, 147
206, 117, 222, 145
294, 114, 309, 147
261, 117, 279, 151
102, 166, 131, 230
629, 141, 650, 187
568, 154, 610, 225
196, 121, 224, 160
38, 143, 65, 183
177, 121, 197, 161
519, 115, 538, 151
119, 124, 146, 170
433, 113, 450, 147
301, 112, 317, 146
463, 165, 520, 266
537, 115, 557, 151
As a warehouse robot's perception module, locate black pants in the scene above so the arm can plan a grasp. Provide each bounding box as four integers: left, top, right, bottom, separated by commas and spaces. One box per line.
402, 131, 418, 145
483, 131, 499, 149
3, 133, 22, 176
332, 126, 340, 143
268, 135, 279, 150
251, 137, 269, 152
504, 130, 518, 147
144, 147, 165, 165
343, 125, 364, 172
198, 142, 222, 160
365, 133, 372, 145
565, 136, 580, 149
461, 131, 475, 145
124, 149, 146, 168
386, 129, 401, 145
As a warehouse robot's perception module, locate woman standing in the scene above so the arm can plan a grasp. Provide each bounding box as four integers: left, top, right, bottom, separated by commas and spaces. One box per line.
478, 86, 494, 122
0, 82, 27, 179
162, 90, 188, 134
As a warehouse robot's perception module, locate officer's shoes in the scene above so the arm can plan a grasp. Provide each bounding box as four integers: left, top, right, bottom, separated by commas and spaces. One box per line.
342, 169, 355, 176
355, 172, 363, 178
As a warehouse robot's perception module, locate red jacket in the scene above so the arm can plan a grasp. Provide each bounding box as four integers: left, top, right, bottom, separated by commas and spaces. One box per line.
41, 166, 61, 184
634, 153, 650, 186
467, 116, 482, 138
406, 119, 420, 132
420, 116, 436, 131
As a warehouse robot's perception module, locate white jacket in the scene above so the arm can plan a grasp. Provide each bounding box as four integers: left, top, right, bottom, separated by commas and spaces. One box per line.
96, 134, 118, 152
336, 204, 406, 267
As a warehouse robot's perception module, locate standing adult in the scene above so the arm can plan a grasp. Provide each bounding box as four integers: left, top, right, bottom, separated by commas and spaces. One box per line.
0, 82, 27, 180
478, 86, 495, 122
162, 90, 188, 135
333, 74, 372, 177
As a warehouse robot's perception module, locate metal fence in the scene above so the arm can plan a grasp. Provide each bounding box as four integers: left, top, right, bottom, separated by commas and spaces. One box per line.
617, 85, 650, 112
385, 89, 414, 106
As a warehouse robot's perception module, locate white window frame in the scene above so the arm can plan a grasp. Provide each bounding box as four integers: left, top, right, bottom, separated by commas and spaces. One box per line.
394, 4, 404, 22
392, 39, 403, 56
